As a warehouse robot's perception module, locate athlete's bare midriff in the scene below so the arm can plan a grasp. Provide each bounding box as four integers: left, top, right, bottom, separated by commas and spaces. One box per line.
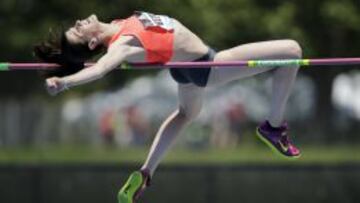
171, 19, 209, 61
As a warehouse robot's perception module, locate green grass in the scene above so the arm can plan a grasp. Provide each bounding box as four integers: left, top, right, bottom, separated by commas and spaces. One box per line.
0, 144, 359, 165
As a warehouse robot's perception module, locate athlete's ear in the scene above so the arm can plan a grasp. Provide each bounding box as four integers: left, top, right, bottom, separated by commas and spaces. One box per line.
88, 37, 99, 50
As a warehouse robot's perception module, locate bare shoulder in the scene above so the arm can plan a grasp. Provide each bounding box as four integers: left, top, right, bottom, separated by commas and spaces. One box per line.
107, 36, 146, 62
108, 35, 143, 50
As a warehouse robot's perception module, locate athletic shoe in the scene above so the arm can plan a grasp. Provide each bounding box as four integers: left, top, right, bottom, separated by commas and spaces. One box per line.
118, 169, 151, 203
256, 120, 301, 159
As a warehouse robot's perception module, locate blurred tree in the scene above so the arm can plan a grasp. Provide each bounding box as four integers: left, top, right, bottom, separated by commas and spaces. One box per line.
300, 0, 360, 141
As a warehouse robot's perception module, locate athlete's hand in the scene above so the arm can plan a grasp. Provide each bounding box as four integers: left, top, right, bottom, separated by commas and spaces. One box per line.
45, 77, 68, 96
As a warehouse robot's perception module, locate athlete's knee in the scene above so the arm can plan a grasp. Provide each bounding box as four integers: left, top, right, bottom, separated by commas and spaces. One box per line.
284, 39, 302, 59
178, 104, 202, 121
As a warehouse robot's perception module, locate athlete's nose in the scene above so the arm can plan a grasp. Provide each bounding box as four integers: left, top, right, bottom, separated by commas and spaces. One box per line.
75, 20, 82, 27
89, 14, 97, 22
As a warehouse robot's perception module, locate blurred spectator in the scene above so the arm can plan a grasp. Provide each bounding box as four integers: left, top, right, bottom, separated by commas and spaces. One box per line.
99, 109, 116, 146
124, 105, 150, 146
225, 101, 247, 142
210, 101, 247, 148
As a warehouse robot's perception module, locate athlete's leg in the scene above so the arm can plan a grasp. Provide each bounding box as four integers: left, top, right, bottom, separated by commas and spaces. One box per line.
141, 83, 205, 176
208, 39, 302, 126
118, 83, 204, 203
208, 39, 302, 158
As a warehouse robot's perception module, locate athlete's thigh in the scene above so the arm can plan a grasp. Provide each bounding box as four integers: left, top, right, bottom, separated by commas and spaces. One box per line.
208, 40, 299, 86
177, 83, 204, 117
216, 39, 300, 61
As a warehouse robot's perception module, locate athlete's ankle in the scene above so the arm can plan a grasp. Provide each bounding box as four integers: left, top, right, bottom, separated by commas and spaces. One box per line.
267, 120, 285, 130
139, 168, 152, 186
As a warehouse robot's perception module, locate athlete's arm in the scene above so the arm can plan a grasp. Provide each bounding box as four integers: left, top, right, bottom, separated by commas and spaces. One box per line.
45, 42, 143, 95
63, 45, 134, 86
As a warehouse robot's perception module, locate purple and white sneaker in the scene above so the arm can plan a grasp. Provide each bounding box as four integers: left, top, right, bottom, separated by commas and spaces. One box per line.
256, 120, 301, 159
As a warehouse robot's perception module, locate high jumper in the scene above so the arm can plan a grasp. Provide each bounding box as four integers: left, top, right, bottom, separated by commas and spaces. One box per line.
33, 11, 305, 203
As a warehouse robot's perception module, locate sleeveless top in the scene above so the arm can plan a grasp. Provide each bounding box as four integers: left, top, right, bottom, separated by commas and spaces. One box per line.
107, 11, 174, 63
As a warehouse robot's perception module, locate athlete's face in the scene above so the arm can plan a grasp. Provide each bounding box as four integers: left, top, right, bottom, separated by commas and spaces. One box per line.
65, 14, 100, 45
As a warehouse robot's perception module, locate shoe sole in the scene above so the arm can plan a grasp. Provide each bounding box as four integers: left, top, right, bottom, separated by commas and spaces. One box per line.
256, 128, 301, 160
118, 171, 144, 203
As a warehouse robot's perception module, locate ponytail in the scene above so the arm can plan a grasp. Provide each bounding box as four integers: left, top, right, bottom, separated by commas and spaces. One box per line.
33, 27, 103, 78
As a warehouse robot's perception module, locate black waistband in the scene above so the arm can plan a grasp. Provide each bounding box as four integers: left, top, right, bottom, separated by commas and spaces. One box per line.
169, 48, 216, 87
194, 48, 216, 62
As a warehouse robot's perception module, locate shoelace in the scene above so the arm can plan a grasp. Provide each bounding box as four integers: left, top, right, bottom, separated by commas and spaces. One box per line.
280, 132, 291, 147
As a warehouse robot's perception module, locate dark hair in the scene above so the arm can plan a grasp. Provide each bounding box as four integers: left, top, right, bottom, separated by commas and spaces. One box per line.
33, 28, 104, 77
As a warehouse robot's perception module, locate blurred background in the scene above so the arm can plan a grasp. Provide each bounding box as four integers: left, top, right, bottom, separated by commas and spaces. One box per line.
0, 0, 360, 203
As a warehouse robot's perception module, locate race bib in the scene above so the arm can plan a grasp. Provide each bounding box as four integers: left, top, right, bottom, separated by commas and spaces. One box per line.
135, 11, 174, 31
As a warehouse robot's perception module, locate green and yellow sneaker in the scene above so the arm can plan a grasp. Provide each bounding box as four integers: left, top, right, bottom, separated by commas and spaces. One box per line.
118, 169, 151, 203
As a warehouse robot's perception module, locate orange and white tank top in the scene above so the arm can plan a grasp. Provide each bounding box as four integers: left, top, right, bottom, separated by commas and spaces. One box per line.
108, 11, 175, 63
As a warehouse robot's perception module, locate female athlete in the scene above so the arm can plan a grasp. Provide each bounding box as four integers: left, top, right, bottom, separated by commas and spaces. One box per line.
34, 11, 302, 203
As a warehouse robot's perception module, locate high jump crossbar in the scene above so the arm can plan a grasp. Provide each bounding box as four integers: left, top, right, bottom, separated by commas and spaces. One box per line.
1, 57, 360, 71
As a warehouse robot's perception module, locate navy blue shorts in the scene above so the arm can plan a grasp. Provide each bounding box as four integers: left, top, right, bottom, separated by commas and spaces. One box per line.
170, 48, 216, 87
